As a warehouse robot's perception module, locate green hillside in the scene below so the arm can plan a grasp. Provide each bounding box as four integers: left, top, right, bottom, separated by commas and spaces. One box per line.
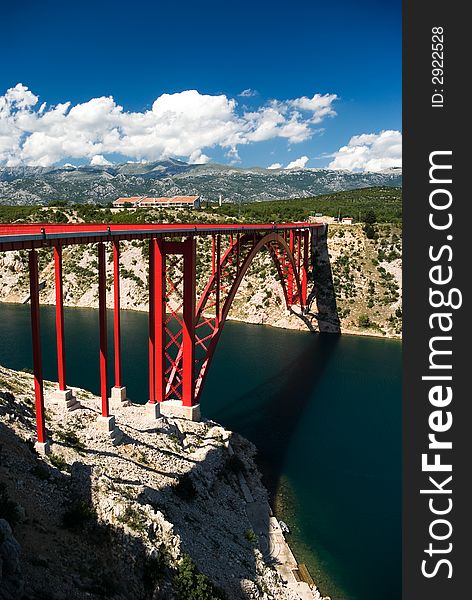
214, 187, 402, 224
0, 187, 402, 226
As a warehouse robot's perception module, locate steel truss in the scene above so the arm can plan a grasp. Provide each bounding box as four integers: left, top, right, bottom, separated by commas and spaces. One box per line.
0, 222, 317, 442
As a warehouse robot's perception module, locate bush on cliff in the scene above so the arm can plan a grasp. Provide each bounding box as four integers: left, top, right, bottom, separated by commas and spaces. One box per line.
173, 554, 226, 600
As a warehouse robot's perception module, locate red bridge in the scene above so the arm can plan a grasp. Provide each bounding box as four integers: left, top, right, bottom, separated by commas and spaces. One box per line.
0, 222, 323, 451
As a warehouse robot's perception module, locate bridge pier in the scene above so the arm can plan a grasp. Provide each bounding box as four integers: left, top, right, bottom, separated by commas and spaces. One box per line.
98, 242, 109, 418
96, 242, 122, 443
110, 239, 129, 408
28, 249, 49, 454
159, 400, 201, 421
181, 237, 196, 407
53, 245, 80, 411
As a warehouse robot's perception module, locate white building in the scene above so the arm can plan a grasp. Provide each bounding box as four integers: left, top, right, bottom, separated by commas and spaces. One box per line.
113, 195, 201, 209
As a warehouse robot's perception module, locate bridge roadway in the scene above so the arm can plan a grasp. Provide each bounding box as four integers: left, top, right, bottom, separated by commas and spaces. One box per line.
0, 221, 321, 252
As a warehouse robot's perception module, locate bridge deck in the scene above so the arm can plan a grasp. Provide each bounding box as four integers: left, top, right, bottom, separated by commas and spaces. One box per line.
0, 222, 321, 251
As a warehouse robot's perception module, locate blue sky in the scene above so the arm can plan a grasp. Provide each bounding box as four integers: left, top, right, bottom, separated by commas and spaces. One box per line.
0, 0, 401, 170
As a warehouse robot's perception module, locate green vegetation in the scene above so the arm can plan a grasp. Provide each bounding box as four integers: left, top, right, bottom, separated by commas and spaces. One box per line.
244, 529, 258, 544
358, 314, 372, 328
55, 428, 86, 453
117, 505, 148, 533
173, 554, 226, 600
214, 187, 402, 224
0, 186, 401, 226
48, 452, 69, 471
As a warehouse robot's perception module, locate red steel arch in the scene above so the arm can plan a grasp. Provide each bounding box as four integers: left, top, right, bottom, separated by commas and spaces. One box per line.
0, 222, 318, 443
159, 228, 310, 408
192, 231, 307, 401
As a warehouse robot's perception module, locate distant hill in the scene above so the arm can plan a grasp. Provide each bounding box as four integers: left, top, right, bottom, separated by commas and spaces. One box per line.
0, 159, 402, 205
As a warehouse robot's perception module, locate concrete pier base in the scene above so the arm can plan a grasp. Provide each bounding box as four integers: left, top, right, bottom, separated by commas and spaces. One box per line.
146, 402, 161, 420
109, 386, 130, 408
96, 415, 123, 446
159, 400, 201, 422
53, 388, 81, 411
34, 440, 51, 456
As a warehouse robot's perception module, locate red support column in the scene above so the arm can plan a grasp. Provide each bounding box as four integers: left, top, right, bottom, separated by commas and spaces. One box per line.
54, 246, 67, 391
29, 249, 46, 445
148, 239, 155, 404
98, 242, 109, 418
296, 230, 301, 272
182, 237, 196, 407
211, 234, 216, 276
236, 233, 240, 273
153, 238, 166, 403
113, 240, 122, 389
215, 234, 221, 323
301, 230, 309, 307
287, 230, 295, 306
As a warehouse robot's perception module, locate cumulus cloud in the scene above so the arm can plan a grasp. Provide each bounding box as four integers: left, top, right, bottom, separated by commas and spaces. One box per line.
285, 156, 309, 169
328, 130, 402, 172
267, 162, 282, 169
288, 93, 338, 124
90, 154, 112, 166
0, 83, 339, 167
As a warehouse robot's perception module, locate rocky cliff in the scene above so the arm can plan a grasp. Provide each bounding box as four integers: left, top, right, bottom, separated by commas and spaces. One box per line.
0, 366, 327, 600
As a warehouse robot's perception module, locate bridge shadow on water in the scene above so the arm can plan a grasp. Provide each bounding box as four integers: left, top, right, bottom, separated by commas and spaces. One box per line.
205, 332, 341, 505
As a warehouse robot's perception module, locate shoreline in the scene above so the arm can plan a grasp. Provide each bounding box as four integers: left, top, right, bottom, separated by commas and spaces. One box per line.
0, 298, 402, 341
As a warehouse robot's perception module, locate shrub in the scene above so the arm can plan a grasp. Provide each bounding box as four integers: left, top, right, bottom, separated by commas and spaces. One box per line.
358, 314, 371, 328
49, 452, 69, 472
245, 529, 258, 544
56, 429, 85, 453
118, 506, 147, 533
173, 554, 226, 600
363, 223, 376, 239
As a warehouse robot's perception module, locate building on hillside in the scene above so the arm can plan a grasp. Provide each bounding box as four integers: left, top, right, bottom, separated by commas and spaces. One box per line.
113, 195, 201, 209
341, 217, 354, 225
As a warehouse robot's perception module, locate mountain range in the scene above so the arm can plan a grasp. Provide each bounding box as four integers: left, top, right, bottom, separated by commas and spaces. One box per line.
0, 159, 402, 205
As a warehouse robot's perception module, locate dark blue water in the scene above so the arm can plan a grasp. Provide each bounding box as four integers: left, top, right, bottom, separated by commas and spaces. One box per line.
0, 303, 401, 600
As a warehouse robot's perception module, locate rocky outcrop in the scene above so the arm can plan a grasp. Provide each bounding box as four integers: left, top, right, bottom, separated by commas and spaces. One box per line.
0, 366, 327, 599
0, 518, 24, 600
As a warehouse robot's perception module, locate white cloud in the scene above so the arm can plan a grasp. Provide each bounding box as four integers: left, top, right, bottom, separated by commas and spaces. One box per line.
188, 149, 210, 164
328, 130, 402, 172
90, 154, 112, 166
288, 93, 338, 124
238, 89, 258, 97
267, 162, 282, 169
285, 156, 309, 169
0, 83, 339, 167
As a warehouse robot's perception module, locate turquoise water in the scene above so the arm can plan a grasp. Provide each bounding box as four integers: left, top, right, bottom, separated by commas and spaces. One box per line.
0, 303, 401, 600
